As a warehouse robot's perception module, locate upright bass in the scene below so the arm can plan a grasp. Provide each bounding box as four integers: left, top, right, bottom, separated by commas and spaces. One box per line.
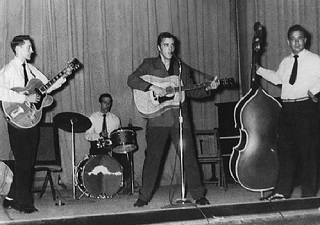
229, 22, 281, 192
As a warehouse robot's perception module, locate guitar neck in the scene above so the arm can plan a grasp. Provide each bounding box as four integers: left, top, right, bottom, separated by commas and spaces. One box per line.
38, 70, 67, 94
171, 78, 235, 93
174, 82, 210, 93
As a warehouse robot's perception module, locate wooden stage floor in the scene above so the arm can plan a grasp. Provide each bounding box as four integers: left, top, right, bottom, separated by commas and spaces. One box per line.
1, 183, 319, 225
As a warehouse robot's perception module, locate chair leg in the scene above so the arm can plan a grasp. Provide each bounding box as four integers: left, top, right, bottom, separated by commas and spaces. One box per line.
220, 159, 228, 191
39, 171, 49, 199
38, 170, 56, 201
47, 172, 56, 201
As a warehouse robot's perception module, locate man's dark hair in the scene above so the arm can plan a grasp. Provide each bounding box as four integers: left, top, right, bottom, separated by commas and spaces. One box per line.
11, 35, 32, 54
287, 25, 306, 39
99, 93, 113, 103
157, 32, 176, 46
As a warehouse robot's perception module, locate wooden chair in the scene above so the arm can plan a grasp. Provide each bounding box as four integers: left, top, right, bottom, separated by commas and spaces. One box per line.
195, 128, 227, 190
33, 123, 62, 201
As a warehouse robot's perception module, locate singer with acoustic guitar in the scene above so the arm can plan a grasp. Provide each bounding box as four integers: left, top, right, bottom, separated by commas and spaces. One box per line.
0, 35, 71, 213
127, 32, 219, 207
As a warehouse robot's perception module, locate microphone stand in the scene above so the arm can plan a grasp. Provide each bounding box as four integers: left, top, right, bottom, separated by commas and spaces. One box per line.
163, 54, 192, 208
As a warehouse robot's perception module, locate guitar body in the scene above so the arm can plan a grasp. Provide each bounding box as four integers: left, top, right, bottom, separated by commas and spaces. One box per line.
2, 78, 54, 129
133, 75, 236, 118
133, 75, 185, 118
2, 58, 81, 129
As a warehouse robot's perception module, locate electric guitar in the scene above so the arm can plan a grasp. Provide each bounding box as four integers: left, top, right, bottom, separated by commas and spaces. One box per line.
2, 58, 81, 129
133, 75, 235, 118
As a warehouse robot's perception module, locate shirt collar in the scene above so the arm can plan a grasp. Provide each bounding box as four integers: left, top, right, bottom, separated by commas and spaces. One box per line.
291, 49, 307, 58
13, 56, 26, 65
100, 111, 110, 116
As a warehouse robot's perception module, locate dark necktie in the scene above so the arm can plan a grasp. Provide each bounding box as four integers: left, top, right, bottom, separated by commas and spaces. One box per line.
289, 55, 299, 85
102, 114, 107, 133
22, 63, 28, 86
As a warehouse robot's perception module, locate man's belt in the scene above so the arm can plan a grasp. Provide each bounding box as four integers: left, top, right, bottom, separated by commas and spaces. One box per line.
282, 96, 309, 102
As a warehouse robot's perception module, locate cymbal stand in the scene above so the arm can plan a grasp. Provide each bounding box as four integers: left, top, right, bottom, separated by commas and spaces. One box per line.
129, 151, 135, 194
70, 119, 76, 199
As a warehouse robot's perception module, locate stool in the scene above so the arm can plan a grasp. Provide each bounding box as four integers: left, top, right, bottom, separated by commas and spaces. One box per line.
195, 128, 227, 190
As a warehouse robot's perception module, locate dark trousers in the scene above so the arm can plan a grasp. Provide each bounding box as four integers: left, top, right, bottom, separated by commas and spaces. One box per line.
138, 126, 205, 202
7, 124, 39, 206
275, 100, 319, 197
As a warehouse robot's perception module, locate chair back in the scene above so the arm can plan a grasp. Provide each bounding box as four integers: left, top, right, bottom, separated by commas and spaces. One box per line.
35, 123, 61, 167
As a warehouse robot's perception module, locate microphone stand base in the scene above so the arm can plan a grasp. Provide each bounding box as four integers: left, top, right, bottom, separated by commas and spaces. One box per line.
161, 198, 194, 209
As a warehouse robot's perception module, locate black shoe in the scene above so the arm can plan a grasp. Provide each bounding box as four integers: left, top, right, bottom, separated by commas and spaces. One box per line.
17, 205, 38, 214
3, 199, 15, 209
134, 199, 148, 207
195, 197, 210, 205
261, 193, 286, 201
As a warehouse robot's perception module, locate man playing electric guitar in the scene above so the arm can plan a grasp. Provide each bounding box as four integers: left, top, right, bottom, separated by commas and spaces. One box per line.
0, 35, 68, 213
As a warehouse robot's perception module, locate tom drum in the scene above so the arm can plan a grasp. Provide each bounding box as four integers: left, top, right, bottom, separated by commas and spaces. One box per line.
110, 129, 137, 154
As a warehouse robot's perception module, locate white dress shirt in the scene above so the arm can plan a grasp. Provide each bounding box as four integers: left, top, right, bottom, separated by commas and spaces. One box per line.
85, 111, 120, 141
257, 49, 320, 99
0, 57, 48, 103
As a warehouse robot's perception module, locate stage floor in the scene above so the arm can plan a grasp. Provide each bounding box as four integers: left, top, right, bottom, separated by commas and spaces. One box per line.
1, 183, 320, 225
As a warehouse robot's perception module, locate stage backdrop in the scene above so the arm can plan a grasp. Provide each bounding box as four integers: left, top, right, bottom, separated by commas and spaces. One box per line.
0, 0, 319, 189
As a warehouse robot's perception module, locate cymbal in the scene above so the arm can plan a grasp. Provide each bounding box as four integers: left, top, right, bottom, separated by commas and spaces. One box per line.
53, 112, 92, 133
121, 126, 143, 131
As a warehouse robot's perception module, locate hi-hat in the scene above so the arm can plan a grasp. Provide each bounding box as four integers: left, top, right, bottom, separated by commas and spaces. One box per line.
53, 112, 92, 133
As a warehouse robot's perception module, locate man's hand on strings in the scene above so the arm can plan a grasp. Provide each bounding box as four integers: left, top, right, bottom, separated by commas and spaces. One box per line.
25, 93, 40, 103
149, 85, 166, 97
206, 76, 220, 91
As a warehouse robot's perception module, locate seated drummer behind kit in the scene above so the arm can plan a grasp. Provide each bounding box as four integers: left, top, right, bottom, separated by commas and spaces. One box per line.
84, 93, 131, 193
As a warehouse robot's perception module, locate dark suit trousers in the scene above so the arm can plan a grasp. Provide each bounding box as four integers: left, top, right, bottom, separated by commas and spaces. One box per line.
7, 124, 39, 206
275, 100, 319, 197
138, 126, 205, 202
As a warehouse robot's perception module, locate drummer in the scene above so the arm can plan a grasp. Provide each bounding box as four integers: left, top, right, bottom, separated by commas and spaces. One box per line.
84, 93, 131, 194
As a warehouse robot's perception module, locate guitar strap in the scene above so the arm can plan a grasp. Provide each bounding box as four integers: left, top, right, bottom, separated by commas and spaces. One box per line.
182, 61, 215, 80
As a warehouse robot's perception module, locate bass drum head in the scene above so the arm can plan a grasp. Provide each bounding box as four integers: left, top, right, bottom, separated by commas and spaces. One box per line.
76, 154, 123, 198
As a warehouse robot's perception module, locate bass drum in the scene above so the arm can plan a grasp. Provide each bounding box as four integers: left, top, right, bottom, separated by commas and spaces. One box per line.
76, 154, 123, 198
110, 129, 137, 154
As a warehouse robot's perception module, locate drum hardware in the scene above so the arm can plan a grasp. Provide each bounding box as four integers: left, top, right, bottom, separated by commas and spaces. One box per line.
110, 128, 138, 154
53, 112, 92, 199
97, 138, 112, 149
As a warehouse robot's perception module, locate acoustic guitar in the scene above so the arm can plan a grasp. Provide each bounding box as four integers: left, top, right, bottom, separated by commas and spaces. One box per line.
133, 75, 235, 118
2, 58, 81, 129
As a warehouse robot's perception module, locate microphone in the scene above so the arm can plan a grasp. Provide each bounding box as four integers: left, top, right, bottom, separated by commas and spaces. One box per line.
171, 52, 181, 63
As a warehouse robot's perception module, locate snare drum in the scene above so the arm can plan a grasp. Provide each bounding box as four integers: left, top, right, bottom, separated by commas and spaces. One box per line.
110, 129, 137, 154
76, 154, 123, 198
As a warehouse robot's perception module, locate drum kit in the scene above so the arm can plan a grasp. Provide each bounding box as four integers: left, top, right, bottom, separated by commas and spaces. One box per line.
53, 112, 142, 199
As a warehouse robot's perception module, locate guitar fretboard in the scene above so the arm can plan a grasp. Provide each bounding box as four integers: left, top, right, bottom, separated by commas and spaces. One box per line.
39, 70, 67, 94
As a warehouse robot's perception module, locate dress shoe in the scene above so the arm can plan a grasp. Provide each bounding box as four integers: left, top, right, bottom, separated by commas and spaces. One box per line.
261, 193, 286, 201
3, 198, 15, 209
195, 197, 210, 205
134, 199, 148, 207
17, 204, 38, 213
